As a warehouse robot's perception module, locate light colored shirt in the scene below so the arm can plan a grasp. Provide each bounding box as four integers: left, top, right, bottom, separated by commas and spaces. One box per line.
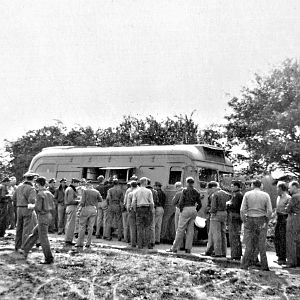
276, 192, 291, 214
132, 186, 154, 208
240, 188, 272, 219
127, 187, 139, 210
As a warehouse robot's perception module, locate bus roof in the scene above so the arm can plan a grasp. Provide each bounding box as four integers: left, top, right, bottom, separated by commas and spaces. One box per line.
32, 144, 232, 167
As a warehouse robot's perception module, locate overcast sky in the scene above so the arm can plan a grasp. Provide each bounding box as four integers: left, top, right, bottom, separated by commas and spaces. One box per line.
1, 0, 300, 144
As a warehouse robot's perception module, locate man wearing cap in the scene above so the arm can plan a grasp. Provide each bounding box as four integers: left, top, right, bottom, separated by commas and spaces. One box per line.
13, 172, 37, 251
22, 176, 54, 264
167, 177, 202, 254
95, 175, 108, 239
153, 181, 166, 245
105, 178, 124, 241
54, 178, 68, 235
76, 181, 102, 249
64, 178, 80, 246
0, 177, 11, 237
204, 181, 231, 258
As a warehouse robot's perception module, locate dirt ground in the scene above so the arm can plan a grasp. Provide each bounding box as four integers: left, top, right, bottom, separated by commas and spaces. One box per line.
0, 232, 300, 300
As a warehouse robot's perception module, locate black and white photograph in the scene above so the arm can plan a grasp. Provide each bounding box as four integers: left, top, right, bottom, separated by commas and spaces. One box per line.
0, 1, 300, 299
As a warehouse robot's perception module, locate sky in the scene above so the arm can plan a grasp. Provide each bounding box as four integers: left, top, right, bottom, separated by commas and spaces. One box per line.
1, 0, 300, 144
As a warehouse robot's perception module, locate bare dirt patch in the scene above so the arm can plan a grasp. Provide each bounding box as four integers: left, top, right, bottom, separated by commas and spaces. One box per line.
0, 234, 299, 299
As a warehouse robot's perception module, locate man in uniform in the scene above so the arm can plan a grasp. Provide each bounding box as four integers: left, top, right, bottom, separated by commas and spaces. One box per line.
13, 172, 37, 252
0, 177, 11, 237
76, 181, 102, 249
172, 181, 185, 249
167, 177, 201, 254
64, 178, 80, 246
285, 181, 300, 268
204, 181, 231, 257
47, 178, 57, 233
153, 182, 166, 245
227, 181, 243, 261
23, 176, 54, 264
105, 178, 124, 241
54, 178, 68, 235
95, 175, 108, 239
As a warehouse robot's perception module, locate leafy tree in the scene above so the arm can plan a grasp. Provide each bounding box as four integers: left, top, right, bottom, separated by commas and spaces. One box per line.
226, 59, 300, 174
3, 113, 218, 181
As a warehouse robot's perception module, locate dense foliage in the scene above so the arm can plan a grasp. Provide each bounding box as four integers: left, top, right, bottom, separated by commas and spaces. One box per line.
226, 59, 300, 174
2, 114, 213, 181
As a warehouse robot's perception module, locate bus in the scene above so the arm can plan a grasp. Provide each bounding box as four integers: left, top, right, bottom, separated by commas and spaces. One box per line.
28, 144, 233, 241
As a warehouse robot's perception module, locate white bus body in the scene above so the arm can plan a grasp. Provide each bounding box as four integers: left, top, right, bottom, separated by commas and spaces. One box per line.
28, 144, 233, 241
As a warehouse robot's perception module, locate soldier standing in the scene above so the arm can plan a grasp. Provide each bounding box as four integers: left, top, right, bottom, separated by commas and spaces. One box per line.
13, 172, 37, 252
76, 181, 102, 249
95, 175, 108, 239
64, 178, 80, 246
23, 177, 54, 264
167, 177, 201, 254
54, 178, 68, 235
105, 178, 124, 241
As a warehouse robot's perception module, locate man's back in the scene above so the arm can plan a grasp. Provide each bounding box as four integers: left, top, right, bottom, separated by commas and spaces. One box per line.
241, 188, 272, 218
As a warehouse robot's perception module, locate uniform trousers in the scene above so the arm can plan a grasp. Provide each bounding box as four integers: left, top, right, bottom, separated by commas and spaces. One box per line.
155, 207, 164, 243
76, 206, 97, 247
286, 214, 300, 267
57, 203, 65, 233
23, 213, 53, 262
96, 202, 107, 237
206, 211, 227, 256
172, 206, 197, 251
15, 207, 33, 251
105, 204, 122, 239
65, 205, 77, 242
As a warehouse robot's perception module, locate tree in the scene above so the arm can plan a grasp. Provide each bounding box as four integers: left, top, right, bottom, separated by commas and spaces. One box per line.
226, 59, 300, 174
3, 114, 219, 181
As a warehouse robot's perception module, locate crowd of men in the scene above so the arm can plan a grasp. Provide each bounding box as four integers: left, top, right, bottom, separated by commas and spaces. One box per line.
0, 172, 300, 270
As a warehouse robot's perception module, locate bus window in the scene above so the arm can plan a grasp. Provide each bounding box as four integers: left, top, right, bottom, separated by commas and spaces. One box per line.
198, 168, 218, 182
35, 164, 56, 177
99, 167, 135, 183
169, 167, 182, 185
81, 168, 106, 180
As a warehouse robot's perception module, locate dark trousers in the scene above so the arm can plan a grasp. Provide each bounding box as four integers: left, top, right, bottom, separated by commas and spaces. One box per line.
6, 200, 15, 229
136, 206, 153, 249
105, 204, 123, 239
228, 214, 242, 259
241, 216, 269, 269
274, 213, 288, 261
128, 210, 137, 247
23, 213, 53, 262
0, 202, 8, 237
286, 214, 300, 266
